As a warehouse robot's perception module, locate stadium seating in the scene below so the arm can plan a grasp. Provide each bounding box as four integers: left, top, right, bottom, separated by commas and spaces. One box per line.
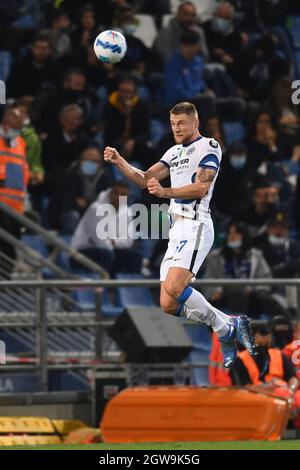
223, 121, 246, 145
115, 274, 156, 308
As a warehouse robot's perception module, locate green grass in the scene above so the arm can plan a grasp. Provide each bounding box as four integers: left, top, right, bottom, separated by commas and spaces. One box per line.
1, 440, 300, 451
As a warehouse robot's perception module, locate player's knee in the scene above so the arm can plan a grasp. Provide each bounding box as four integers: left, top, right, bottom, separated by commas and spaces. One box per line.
160, 298, 177, 315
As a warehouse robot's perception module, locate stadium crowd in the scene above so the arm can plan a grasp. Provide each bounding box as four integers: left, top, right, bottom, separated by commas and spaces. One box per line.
1, 0, 300, 322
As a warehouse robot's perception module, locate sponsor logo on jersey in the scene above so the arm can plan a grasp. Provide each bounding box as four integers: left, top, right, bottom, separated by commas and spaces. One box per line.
170, 158, 189, 168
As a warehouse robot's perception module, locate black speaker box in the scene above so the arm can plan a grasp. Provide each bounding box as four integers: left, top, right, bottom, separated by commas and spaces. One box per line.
109, 307, 193, 363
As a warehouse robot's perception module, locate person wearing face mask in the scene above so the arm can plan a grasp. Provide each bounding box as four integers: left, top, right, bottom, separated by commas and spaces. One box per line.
0, 105, 29, 277
230, 323, 300, 429
259, 214, 300, 281
203, 2, 244, 78
203, 222, 289, 319
114, 6, 149, 77
214, 141, 256, 219
48, 146, 111, 234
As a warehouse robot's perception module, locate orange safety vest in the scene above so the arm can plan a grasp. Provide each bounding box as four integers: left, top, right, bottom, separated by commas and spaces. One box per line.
0, 136, 29, 213
209, 333, 232, 386
238, 348, 285, 385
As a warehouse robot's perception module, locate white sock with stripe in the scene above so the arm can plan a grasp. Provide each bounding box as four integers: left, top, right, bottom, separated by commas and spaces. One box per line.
177, 286, 231, 337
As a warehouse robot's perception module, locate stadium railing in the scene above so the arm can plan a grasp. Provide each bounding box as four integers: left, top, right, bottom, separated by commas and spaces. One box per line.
0, 278, 299, 392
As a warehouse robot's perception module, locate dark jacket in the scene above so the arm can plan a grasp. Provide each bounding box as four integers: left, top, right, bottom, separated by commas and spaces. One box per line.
103, 93, 150, 148
7, 53, 61, 98
48, 161, 112, 230
42, 127, 89, 179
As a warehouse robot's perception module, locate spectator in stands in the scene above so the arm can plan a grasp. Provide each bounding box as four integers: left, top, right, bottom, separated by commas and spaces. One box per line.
153, 1, 208, 65
238, 33, 291, 100
114, 6, 149, 78
44, 8, 72, 59
70, 3, 99, 51
163, 29, 207, 107
17, 97, 44, 188
203, 2, 244, 75
62, 37, 119, 99
230, 322, 300, 429
71, 181, 143, 275
7, 33, 62, 99
35, 67, 101, 135
247, 111, 285, 169
237, 180, 280, 240
42, 104, 89, 190
201, 115, 226, 151
203, 222, 289, 318
103, 75, 151, 166
213, 141, 255, 218
0, 106, 29, 277
48, 146, 111, 234
259, 213, 300, 279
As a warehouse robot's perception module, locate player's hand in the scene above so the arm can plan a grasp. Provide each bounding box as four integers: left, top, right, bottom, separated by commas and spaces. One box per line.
104, 147, 121, 165
147, 178, 166, 198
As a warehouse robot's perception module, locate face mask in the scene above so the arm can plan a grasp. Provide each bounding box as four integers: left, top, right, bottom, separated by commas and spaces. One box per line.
230, 155, 247, 169
80, 160, 99, 176
268, 235, 287, 246
212, 17, 232, 34
227, 240, 242, 250
122, 24, 137, 36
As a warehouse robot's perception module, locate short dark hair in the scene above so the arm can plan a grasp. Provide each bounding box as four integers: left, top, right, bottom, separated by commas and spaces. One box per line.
170, 102, 198, 117
178, 2, 196, 13
180, 29, 200, 45
52, 8, 69, 22
31, 33, 52, 47
64, 67, 86, 80
117, 74, 137, 88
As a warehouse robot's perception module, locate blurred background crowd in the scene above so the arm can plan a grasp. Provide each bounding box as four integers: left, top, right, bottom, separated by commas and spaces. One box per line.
1, 0, 300, 321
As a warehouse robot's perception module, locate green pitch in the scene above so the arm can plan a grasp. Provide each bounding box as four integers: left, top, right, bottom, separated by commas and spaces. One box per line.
2, 440, 300, 450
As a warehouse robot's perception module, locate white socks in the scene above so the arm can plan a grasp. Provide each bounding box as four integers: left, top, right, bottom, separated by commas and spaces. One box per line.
177, 286, 231, 337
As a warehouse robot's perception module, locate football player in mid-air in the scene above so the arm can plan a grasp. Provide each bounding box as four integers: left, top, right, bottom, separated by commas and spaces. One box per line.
104, 101, 257, 367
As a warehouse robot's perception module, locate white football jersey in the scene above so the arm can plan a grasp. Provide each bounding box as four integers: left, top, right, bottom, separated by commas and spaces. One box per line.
160, 136, 222, 221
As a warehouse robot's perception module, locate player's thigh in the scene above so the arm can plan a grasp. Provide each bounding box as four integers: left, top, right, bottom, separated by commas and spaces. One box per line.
163, 267, 194, 299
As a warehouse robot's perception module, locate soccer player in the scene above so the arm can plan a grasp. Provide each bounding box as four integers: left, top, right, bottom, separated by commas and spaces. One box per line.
104, 101, 257, 367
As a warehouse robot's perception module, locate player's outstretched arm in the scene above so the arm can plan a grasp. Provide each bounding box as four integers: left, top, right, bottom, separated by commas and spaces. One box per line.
147, 167, 217, 199
104, 147, 169, 188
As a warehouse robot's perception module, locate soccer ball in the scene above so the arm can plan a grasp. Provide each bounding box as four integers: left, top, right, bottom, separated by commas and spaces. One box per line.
94, 30, 127, 64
